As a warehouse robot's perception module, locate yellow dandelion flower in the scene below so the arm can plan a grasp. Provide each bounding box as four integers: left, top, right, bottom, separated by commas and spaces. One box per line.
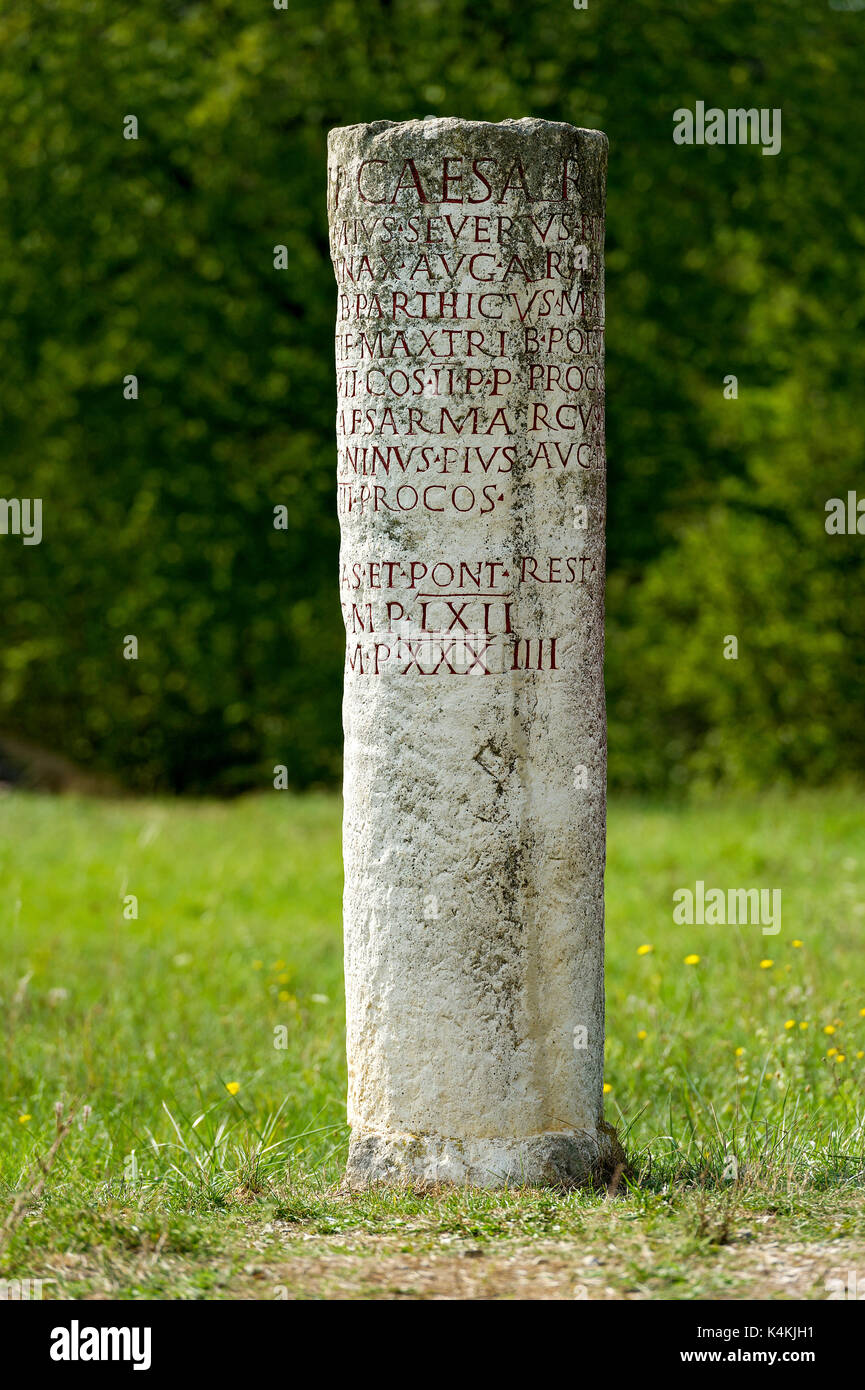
827, 1047, 837, 1057
225, 1082, 240, 1096
791, 939, 803, 948
835, 1054, 846, 1063
603, 1082, 612, 1094
18, 1113, 31, 1124
859, 1008, 865, 1018
278, 990, 290, 1002
759, 959, 773, 969
784, 1019, 796, 1030
684, 953, 700, 966
637, 1030, 647, 1041
272, 960, 286, 971
799, 1021, 809, 1030
637, 944, 653, 956
824, 1025, 836, 1035
735, 1046, 745, 1057
277, 973, 289, 984
857, 1051, 864, 1060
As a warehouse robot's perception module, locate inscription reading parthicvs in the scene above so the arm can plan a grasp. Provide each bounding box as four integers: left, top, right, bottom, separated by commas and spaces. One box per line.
328, 118, 621, 1187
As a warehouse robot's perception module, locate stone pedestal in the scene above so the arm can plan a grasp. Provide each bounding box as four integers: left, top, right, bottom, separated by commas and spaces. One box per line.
327, 118, 618, 1187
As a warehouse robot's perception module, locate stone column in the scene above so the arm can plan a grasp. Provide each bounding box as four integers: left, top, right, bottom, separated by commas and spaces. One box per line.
327, 118, 619, 1187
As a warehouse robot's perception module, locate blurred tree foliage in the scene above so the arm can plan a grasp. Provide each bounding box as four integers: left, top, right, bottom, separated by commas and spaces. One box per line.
0, 0, 862, 793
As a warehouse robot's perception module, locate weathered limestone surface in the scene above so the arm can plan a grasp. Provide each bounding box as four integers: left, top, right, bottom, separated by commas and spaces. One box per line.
327, 118, 619, 1186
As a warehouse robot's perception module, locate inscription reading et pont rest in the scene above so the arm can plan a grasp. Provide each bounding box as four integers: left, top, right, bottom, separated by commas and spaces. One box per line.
334, 143, 604, 682
341, 554, 597, 680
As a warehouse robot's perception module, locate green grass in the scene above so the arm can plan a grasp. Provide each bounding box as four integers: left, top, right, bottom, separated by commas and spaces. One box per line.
1, 787, 863, 1299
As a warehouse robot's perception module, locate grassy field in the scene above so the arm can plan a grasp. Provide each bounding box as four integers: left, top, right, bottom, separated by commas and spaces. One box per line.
1, 787, 863, 1300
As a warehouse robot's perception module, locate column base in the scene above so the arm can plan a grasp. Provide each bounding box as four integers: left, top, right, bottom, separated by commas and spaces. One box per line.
344, 1123, 625, 1190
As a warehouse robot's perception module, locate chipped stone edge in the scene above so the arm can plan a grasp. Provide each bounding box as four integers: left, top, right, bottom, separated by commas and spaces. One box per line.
327, 116, 609, 158
345, 1124, 625, 1190
327, 115, 607, 132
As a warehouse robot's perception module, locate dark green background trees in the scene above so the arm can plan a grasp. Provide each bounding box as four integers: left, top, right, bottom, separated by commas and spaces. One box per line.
1, 0, 862, 793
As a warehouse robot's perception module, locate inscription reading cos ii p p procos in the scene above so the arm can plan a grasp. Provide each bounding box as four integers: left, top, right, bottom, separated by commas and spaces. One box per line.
328, 119, 606, 682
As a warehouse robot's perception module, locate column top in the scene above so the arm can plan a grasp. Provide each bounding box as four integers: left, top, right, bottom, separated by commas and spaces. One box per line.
329, 116, 607, 146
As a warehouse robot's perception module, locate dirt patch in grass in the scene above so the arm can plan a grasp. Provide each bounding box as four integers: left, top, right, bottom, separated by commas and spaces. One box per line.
16, 1216, 865, 1301
224, 1215, 865, 1301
